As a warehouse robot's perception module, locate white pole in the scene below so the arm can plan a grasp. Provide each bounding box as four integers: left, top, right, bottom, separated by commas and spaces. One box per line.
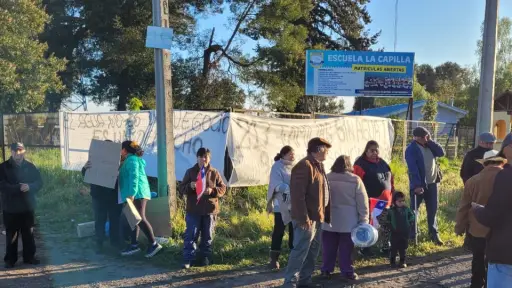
152, 0, 176, 211
476, 0, 499, 146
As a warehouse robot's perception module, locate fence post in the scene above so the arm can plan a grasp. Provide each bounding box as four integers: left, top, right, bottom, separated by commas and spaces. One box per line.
0, 114, 4, 162
402, 120, 407, 162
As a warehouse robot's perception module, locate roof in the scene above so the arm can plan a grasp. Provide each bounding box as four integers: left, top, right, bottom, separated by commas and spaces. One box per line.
345, 100, 468, 117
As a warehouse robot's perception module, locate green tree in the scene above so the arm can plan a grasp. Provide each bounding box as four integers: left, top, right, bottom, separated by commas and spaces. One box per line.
416, 64, 437, 93
421, 95, 437, 121
477, 17, 512, 96
40, 0, 87, 111
0, 0, 66, 113
241, 0, 378, 114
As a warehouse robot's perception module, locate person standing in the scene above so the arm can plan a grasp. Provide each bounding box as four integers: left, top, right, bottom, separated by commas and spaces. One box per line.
353, 140, 394, 256
455, 150, 506, 288
118, 141, 162, 258
473, 133, 512, 287
283, 137, 332, 288
82, 140, 122, 252
179, 148, 226, 269
266, 146, 295, 270
405, 126, 445, 245
460, 132, 496, 184
387, 191, 415, 269
0, 143, 43, 268
321, 155, 368, 280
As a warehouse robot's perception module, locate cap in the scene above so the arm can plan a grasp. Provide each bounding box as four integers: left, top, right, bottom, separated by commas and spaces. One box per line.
501, 133, 512, 151
307, 137, 332, 153
413, 127, 430, 138
10, 142, 25, 151
476, 150, 506, 164
479, 132, 496, 143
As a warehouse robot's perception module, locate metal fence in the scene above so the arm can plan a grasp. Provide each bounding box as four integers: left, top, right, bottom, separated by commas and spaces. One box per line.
0, 111, 475, 161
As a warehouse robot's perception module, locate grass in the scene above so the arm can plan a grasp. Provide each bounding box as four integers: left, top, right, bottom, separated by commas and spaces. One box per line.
14, 149, 465, 273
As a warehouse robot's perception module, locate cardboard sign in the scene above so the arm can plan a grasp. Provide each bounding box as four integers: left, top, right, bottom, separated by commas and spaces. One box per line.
84, 140, 121, 189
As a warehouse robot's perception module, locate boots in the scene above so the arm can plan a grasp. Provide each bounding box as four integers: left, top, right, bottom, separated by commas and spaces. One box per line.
269, 251, 280, 270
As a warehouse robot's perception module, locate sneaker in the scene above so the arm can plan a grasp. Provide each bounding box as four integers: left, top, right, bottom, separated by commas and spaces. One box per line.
4, 262, 14, 269
344, 272, 359, 281
399, 263, 407, 268
320, 271, 331, 279
23, 258, 40, 265
145, 243, 163, 258
182, 262, 191, 269
121, 245, 141, 256
431, 236, 444, 246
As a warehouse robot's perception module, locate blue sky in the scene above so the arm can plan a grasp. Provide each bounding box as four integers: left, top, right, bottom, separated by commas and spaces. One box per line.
88, 0, 512, 112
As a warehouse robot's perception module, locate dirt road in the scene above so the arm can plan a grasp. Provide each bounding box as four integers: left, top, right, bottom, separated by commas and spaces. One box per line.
0, 232, 472, 287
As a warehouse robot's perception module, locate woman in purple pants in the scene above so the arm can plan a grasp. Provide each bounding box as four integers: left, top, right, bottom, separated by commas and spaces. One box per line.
321, 156, 369, 280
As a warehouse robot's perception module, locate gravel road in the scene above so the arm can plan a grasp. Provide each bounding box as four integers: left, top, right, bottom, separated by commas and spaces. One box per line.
0, 231, 472, 287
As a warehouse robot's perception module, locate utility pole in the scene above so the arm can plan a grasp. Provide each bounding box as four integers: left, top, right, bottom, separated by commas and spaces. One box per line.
152, 0, 176, 215
394, 0, 399, 52
476, 0, 499, 146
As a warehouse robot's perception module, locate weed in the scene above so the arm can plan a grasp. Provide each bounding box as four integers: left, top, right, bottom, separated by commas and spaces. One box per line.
19, 149, 464, 271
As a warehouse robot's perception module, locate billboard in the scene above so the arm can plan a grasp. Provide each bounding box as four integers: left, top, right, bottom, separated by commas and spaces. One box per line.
305, 50, 415, 97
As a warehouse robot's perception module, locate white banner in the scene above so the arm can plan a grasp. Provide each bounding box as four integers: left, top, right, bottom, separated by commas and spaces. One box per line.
227, 114, 394, 187
60, 110, 229, 182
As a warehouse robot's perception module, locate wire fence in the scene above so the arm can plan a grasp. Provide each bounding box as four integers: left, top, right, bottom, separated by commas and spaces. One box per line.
0, 111, 475, 162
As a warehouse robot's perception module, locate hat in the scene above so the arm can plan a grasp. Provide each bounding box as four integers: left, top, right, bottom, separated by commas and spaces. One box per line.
476, 150, 506, 164
479, 132, 496, 143
413, 126, 430, 138
501, 133, 512, 151
10, 142, 25, 151
307, 137, 332, 153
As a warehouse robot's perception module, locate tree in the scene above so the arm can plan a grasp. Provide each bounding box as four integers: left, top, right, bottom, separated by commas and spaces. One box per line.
40, 0, 87, 111
477, 17, 512, 96
241, 0, 379, 113
76, 0, 227, 111
416, 64, 437, 93
0, 0, 66, 113
421, 95, 437, 121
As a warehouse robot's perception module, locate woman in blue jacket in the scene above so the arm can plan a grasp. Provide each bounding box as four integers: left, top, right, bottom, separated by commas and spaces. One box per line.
119, 140, 162, 258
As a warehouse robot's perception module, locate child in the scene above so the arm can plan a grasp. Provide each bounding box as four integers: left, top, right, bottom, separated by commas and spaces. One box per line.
387, 191, 415, 268
178, 148, 226, 269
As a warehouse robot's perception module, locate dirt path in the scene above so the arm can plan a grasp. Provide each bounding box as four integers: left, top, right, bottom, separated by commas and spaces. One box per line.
0, 230, 472, 287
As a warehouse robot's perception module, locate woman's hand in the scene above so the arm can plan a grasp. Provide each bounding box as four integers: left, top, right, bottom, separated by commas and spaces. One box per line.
190, 182, 196, 189
84, 161, 92, 170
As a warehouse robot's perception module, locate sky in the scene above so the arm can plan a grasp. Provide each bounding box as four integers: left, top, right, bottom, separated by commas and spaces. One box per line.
87, 0, 512, 112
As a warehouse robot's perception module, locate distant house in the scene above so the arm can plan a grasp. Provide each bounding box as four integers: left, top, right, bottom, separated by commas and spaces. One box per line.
345, 100, 468, 124
493, 90, 512, 143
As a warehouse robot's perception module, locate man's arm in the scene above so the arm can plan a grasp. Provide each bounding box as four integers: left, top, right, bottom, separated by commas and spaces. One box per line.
405, 146, 422, 189
27, 164, 43, 193
178, 169, 192, 197
290, 162, 311, 225
474, 171, 508, 228
454, 179, 472, 235
459, 153, 472, 184
0, 165, 21, 194
427, 140, 446, 158
209, 170, 227, 198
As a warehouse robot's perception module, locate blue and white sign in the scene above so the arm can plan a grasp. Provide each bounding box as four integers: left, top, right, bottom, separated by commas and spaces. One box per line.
305, 50, 415, 97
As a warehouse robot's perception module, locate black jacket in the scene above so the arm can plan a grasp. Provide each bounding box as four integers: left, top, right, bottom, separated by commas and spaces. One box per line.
474, 165, 512, 265
81, 166, 118, 201
460, 146, 491, 184
0, 159, 43, 213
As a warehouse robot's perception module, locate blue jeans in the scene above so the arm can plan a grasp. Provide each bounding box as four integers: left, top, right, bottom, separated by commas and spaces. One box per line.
283, 221, 321, 287
487, 263, 512, 288
410, 183, 438, 238
183, 214, 216, 262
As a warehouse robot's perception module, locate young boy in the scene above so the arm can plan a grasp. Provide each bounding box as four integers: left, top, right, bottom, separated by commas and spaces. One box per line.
178, 148, 226, 269
387, 191, 415, 268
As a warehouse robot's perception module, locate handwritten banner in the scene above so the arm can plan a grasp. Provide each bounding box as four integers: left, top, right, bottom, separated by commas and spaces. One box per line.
227, 113, 394, 187
60, 110, 229, 182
